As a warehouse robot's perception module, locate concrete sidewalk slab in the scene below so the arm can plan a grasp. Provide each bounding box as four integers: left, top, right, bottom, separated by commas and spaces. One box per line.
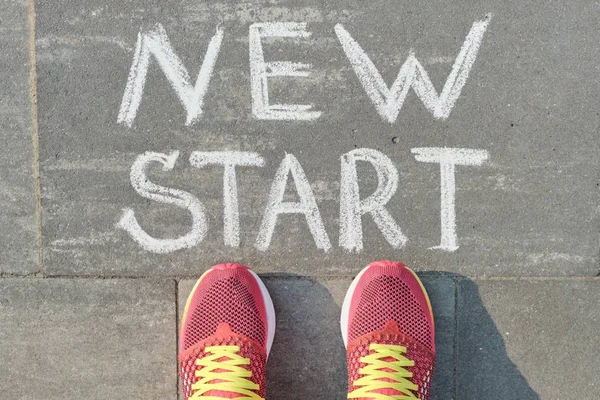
35, 0, 598, 277
457, 278, 600, 400
0, 278, 177, 399
177, 273, 455, 400
0, 0, 37, 274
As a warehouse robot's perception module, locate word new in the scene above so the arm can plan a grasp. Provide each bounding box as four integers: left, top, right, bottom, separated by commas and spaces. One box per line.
118, 147, 489, 254
118, 16, 491, 126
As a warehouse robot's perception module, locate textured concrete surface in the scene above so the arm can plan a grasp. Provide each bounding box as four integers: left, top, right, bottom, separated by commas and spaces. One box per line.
178, 274, 456, 400
457, 278, 600, 400
0, 278, 177, 400
0, 0, 37, 273
0, 1, 598, 400
34, 0, 598, 277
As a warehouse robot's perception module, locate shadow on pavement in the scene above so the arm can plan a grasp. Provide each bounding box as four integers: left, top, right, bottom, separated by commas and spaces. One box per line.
452, 275, 540, 400
262, 272, 540, 400
263, 275, 347, 400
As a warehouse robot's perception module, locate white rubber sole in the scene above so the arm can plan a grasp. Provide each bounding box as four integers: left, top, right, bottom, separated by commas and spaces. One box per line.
340, 264, 371, 349
248, 269, 277, 358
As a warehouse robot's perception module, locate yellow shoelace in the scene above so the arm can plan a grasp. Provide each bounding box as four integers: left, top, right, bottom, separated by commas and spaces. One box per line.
348, 343, 419, 400
191, 345, 263, 400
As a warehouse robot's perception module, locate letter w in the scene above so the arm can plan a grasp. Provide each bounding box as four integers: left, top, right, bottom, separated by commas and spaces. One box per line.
335, 15, 491, 123
118, 23, 223, 127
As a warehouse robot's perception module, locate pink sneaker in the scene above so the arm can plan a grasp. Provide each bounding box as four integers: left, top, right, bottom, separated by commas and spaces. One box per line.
341, 260, 436, 400
179, 263, 276, 400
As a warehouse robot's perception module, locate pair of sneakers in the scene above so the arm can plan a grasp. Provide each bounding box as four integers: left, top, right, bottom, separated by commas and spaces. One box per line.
179, 260, 436, 400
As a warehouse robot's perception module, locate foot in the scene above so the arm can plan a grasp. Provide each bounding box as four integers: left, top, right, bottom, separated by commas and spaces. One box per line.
179, 263, 276, 400
341, 260, 436, 400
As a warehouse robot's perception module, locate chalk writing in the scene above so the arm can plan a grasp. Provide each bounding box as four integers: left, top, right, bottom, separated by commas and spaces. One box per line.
190, 151, 265, 247
335, 15, 490, 123
340, 148, 407, 252
116, 16, 493, 254
118, 16, 490, 124
249, 22, 322, 121
118, 24, 223, 127
412, 147, 489, 251
118, 149, 489, 253
118, 151, 208, 253
255, 153, 331, 251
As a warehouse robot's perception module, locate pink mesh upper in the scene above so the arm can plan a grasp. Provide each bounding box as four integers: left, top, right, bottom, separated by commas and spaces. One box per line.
180, 264, 268, 351
179, 264, 269, 400
347, 260, 435, 351
347, 324, 435, 400
345, 261, 436, 400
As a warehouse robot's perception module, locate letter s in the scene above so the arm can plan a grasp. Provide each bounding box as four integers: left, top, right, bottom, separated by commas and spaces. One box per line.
118, 151, 208, 253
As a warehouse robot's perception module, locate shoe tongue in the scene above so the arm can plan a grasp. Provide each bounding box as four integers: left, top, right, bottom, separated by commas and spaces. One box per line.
203, 323, 255, 399
381, 320, 401, 335
205, 390, 245, 399
369, 321, 415, 399
214, 322, 234, 336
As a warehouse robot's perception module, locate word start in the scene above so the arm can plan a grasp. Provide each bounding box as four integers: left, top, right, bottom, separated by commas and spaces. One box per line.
118, 148, 489, 254
116, 16, 492, 254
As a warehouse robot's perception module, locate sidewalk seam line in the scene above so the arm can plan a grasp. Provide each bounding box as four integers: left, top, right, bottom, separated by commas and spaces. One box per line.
175, 278, 180, 400
452, 277, 458, 400
1, 274, 600, 280
27, 0, 43, 275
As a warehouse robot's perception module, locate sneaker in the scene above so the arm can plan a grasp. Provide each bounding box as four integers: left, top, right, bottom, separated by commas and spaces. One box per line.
179, 263, 276, 400
341, 260, 436, 400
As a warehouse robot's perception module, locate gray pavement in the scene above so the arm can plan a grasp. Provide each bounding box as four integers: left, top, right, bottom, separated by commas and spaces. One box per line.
0, 0, 38, 274
3, 275, 598, 399
0, 278, 176, 399
458, 278, 600, 400
35, 0, 599, 277
0, 0, 599, 399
